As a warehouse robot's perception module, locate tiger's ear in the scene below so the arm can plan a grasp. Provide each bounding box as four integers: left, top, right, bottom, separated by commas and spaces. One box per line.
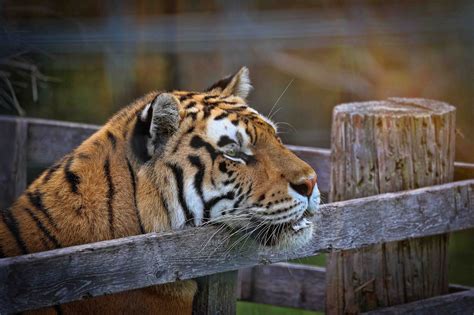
132, 93, 180, 162
206, 66, 252, 99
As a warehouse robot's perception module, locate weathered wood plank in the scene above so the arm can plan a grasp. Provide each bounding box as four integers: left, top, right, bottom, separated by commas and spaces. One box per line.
0, 179, 472, 313
237, 263, 472, 312
238, 262, 326, 311
25, 117, 98, 166
0, 117, 27, 209
363, 289, 474, 315
193, 271, 238, 315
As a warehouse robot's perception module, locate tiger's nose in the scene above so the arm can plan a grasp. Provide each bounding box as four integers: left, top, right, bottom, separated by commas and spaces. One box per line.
290, 175, 317, 197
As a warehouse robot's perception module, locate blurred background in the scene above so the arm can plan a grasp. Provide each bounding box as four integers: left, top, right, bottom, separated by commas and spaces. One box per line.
1, 1, 473, 314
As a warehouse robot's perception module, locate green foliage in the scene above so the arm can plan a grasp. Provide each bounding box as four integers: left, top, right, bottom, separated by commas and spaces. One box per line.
237, 301, 322, 315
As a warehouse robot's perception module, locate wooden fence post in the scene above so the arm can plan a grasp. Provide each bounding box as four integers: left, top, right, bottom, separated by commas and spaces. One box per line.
193, 271, 238, 315
0, 117, 27, 209
326, 98, 456, 314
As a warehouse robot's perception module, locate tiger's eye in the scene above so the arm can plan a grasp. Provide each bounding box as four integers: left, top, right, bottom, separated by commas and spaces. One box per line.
226, 148, 238, 157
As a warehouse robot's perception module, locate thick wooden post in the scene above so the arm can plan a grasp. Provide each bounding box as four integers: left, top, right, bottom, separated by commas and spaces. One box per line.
326, 98, 456, 314
0, 117, 27, 209
193, 271, 238, 315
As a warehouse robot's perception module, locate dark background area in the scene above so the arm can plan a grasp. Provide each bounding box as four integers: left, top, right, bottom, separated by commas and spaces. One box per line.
1, 1, 473, 314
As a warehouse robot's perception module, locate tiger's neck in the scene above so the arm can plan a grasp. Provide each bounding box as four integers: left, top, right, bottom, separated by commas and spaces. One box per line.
74, 98, 173, 237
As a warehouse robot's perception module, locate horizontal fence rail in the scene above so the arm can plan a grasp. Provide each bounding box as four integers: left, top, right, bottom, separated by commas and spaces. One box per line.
363, 289, 474, 315
0, 178, 473, 313
1, 116, 473, 195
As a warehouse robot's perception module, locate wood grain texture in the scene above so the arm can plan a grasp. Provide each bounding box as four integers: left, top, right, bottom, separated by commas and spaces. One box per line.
193, 271, 238, 315
0, 117, 27, 209
25, 117, 98, 166
238, 262, 326, 311
363, 289, 474, 315
0, 179, 472, 313
237, 263, 471, 312
327, 98, 456, 314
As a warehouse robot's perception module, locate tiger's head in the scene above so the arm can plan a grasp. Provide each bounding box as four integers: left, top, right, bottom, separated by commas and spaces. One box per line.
132, 67, 320, 248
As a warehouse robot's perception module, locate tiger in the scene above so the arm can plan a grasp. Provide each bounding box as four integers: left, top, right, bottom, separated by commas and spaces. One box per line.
0, 67, 320, 314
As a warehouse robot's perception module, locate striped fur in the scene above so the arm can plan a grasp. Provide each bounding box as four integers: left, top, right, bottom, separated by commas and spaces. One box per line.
0, 67, 320, 314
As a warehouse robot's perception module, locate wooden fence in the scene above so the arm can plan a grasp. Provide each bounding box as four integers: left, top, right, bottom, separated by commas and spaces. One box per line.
0, 115, 473, 314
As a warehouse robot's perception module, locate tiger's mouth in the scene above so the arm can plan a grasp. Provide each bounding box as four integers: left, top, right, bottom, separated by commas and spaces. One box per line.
246, 212, 314, 247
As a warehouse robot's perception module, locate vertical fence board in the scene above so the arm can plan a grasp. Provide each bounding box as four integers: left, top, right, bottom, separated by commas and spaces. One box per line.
0, 118, 27, 209
193, 271, 238, 315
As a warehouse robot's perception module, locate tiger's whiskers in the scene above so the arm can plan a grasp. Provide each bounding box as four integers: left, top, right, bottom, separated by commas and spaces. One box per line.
267, 79, 294, 121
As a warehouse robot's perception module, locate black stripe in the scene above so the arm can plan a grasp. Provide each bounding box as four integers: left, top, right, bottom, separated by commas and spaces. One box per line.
223, 178, 236, 186
206, 100, 238, 106
160, 194, 172, 228
190, 135, 218, 161
179, 92, 197, 102
131, 107, 152, 163
104, 158, 115, 237
185, 101, 197, 109
76, 153, 90, 160
218, 161, 228, 173
43, 161, 63, 184
226, 106, 248, 112
64, 156, 80, 194
217, 135, 236, 147
166, 163, 194, 226
233, 194, 245, 209
187, 112, 198, 121
203, 107, 212, 119
214, 112, 229, 120
251, 123, 258, 145
27, 190, 58, 230
231, 119, 239, 126
0, 209, 28, 254
126, 159, 145, 234
244, 182, 254, 198
206, 73, 234, 92
188, 155, 205, 204
203, 191, 235, 221
107, 131, 117, 150
185, 126, 195, 134
23, 207, 61, 249
245, 126, 252, 143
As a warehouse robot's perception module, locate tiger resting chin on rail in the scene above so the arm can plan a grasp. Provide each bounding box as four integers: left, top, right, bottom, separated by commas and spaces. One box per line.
0, 67, 321, 314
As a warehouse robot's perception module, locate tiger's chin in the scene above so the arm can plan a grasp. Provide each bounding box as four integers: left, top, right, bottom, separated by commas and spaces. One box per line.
247, 215, 314, 249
